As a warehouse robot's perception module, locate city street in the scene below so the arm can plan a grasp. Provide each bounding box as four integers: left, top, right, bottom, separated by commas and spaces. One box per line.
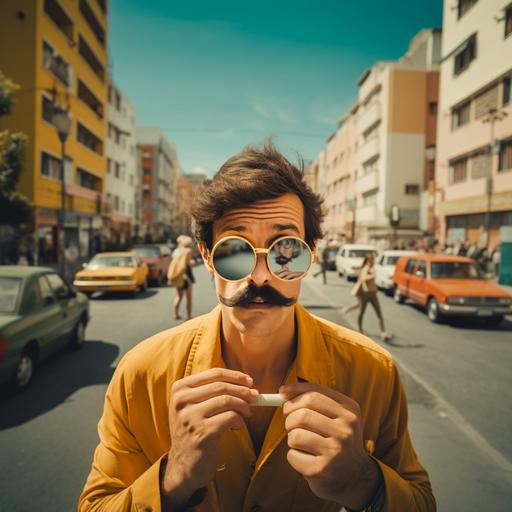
1, 264, 511, 511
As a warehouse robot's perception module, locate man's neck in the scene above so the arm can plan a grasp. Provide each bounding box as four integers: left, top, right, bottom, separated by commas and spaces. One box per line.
220, 310, 297, 392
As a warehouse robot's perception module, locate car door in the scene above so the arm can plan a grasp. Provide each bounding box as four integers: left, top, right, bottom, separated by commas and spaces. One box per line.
32, 275, 66, 358
404, 258, 418, 301
413, 260, 428, 306
46, 272, 80, 345
407, 259, 425, 304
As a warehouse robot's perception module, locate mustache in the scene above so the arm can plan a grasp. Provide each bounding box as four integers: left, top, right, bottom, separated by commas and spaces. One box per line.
219, 284, 296, 308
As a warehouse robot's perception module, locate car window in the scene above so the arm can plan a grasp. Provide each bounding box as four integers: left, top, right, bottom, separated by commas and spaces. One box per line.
88, 255, 135, 268
38, 276, 55, 306
24, 279, 43, 311
417, 261, 426, 275
132, 247, 161, 258
385, 256, 400, 266
46, 273, 70, 298
431, 261, 482, 279
0, 277, 22, 313
405, 259, 417, 274
348, 250, 371, 258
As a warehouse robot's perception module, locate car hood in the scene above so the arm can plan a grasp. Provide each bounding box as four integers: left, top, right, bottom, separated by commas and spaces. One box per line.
76, 267, 136, 278
431, 279, 511, 297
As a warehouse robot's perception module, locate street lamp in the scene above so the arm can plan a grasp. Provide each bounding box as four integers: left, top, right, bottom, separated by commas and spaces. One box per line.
52, 106, 71, 276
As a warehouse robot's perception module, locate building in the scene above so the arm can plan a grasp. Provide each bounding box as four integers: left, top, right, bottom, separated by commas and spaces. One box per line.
354, 28, 441, 248
105, 80, 137, 248
0, 0, 109, 265
436, 0, 512, 252
174, 172, 206, 237
136, 127, 180, 242
322, 103, 359, 242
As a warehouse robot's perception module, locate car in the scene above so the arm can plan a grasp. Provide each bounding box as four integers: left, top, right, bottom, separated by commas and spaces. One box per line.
0, 266, 90, 391
73, 252, 149, 296
392, 254, 512, 325
131, 244, 171, 286
335, 244, 377, 280
375, 250, 417, 294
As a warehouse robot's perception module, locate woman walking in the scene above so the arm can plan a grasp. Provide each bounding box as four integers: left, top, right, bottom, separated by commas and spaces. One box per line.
357, 253, 392, 341
168, 235, 196, 320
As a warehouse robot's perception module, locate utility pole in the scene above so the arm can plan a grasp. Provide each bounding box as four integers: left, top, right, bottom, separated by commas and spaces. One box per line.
481, 107, 507, 251
351, 195, 357, 242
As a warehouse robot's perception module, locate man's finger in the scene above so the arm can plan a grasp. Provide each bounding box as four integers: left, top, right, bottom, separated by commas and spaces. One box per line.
175, 381, 258, 409
282, 390, 342, 420
174, 368, 253, 390
195, 394, 253, 420
287, 427, 327, 456
285, 407, 343, 438
204, 410, 246, 437
280, 383, 358, 413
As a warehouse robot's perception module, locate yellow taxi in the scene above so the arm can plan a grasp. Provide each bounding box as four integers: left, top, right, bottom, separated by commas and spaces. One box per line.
73, 252, 148, 296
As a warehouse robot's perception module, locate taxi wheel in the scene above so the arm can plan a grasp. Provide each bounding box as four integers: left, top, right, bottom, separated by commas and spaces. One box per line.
13, 347, 36, 391
427, 298, 443, 323
70, 318, 86, 350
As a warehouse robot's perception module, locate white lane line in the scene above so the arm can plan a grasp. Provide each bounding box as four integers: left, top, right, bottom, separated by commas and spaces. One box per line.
302, 278, 512, 481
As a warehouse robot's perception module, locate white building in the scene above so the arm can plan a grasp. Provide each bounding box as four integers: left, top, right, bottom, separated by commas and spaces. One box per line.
105, 80, 137, 247
436, 0, 512, 251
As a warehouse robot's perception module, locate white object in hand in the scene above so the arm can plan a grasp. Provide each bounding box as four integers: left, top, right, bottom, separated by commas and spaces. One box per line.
251, 393, 286, 407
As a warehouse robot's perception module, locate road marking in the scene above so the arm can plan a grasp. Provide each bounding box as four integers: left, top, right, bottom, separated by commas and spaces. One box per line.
302, 278, 512, 481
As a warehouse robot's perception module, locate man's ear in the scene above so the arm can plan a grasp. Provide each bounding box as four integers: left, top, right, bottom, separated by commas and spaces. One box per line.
198, 242, 214, 273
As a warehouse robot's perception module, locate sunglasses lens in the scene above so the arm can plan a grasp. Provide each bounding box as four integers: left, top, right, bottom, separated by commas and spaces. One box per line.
212, 238, 255, 281
268, 238, 311, 280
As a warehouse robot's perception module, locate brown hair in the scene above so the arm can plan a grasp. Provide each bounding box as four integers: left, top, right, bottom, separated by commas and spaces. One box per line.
191, 140, 324, 250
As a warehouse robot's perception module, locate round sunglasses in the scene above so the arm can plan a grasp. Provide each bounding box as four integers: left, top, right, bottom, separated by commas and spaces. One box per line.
209, 235, 314, 282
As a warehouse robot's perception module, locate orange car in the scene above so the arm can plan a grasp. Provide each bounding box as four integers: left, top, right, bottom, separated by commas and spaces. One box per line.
392, 254, 512, 325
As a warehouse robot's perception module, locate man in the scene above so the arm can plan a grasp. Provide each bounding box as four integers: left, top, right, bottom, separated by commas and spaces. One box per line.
313, 244, 330, 284
79, 141, 435, 511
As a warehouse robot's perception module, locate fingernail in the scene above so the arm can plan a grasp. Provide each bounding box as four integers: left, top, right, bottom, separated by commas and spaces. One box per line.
250, 388, 259, 397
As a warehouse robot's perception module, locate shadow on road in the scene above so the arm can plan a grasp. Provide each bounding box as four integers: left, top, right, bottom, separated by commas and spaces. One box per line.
90, 290, 158, 301
0, 340, 118, 430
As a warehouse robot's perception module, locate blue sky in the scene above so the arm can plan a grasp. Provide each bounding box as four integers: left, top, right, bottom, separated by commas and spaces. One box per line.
109, 0, 443, 176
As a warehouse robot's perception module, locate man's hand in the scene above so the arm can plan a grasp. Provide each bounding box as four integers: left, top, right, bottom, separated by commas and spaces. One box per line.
161, 368, 258, 508
280, 383, 382, 510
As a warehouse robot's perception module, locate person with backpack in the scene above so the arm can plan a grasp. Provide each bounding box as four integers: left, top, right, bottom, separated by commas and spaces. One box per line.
168, 235, 196, 320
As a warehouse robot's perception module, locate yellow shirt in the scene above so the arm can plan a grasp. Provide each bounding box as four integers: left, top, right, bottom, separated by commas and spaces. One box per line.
79, 304, 435, 512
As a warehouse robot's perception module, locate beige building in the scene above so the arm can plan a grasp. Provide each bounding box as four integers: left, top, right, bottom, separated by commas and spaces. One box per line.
436, 0, 512, 251
354, 29, 441, 247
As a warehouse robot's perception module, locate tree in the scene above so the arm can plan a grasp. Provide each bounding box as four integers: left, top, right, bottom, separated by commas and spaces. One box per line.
0, 70, 33, 226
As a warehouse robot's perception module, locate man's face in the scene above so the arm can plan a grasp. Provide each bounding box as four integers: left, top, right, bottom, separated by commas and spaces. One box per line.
201, 193, 306, 337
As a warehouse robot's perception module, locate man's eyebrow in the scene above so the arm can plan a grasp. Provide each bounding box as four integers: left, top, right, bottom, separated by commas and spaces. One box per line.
272, 224, 300, 234
218, 224, 248, 234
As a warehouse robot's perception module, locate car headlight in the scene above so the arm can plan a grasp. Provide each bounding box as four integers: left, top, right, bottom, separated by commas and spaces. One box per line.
447, 297, 466, 305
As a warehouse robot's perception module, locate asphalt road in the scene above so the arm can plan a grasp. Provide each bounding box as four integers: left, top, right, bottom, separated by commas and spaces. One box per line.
0, 264, 511, 511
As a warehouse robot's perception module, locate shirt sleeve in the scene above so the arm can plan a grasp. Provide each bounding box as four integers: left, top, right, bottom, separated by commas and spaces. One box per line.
78, 359, 165, 512
373, 363, 436, 511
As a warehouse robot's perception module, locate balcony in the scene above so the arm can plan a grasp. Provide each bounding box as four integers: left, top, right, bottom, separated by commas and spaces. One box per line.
358, 136, 380, 165
356, 205, 377, 224
79, 35, 105, 82
358, 101, 381, 134
42, 41, 72, 87
356, 171, 379, 194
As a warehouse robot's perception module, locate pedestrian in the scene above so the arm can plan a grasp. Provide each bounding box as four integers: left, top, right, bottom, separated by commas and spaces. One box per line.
342, 278, 362, 315
168, 235, 196, 320
357, 253, 393, 342
312, 244, 329, 284
79, 141, 435, 512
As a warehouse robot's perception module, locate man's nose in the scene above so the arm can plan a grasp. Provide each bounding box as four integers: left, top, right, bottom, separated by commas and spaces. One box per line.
248, 253, 271, 285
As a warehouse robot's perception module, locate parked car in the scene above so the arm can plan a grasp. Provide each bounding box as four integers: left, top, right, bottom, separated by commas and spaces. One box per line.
335, 244, 377, 280
0, 266, 90, 391
73, 252, 148, 296
131, 244, 171, 286
375, 250, 416, 294
392, 254, 512, 325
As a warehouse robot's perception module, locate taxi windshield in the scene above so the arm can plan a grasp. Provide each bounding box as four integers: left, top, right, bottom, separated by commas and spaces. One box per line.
88, 256, 135, 268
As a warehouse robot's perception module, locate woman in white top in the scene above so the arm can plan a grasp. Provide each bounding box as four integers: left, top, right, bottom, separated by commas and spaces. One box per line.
170, 235, 196, 320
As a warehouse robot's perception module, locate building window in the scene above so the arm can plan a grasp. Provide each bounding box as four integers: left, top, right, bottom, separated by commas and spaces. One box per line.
470, 149, 491, 179
77, 122, 103, 154
362, 156, 379, 175
79, 0, 105, 47
143, 166, 151, 176
454, 34, 477, 75
504, 76, 511, 106
499, 139, 512, 172
451, 101, 470, 129
449, 157, 468, 184
405, 184, 420, 195
362, 189, 378, 206
77, 79, 104, 118
78, 35, 105, 82
474, 85, 498, 119
457, 0, 478, 19
41, 151, 61, 180
44, 0, 74, 41
77, 167, 101, 191
114, 161, 120, 178
42, 95, 54, 124
505, 3, 512, 37
42, 40, 71, 87
107, 158, 111, 174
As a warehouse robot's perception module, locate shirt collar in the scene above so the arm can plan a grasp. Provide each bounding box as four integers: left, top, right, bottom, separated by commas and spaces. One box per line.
186, 304, 335, 390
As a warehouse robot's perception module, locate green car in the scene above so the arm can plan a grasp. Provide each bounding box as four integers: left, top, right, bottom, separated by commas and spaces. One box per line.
0, 266, 90, 391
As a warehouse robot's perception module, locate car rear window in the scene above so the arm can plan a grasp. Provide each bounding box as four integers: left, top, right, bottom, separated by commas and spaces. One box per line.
0, 277, 22, 313
88, 256, 135, 268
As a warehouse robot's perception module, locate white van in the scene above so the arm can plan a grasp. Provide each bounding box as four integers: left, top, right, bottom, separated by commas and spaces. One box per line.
335, 244, 377, 280
375, 250, 416, 293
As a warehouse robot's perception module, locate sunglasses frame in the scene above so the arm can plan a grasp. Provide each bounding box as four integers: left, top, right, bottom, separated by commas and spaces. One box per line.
208, 234, 316, 282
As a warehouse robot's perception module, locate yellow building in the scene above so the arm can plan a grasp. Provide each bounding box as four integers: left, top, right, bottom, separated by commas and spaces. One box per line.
0, 0, 108, 265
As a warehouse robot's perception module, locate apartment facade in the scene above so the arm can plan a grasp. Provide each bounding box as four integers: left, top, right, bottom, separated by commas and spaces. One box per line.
436, 0, 512, 251
174, 172, 206, 236
105, 80, 137, 248
136, 127, 180, 242
354, 29, 441, 247
0, 0, 109, 264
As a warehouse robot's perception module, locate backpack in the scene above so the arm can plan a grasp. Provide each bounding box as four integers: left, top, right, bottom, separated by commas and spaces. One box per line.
167, 250, 189, 287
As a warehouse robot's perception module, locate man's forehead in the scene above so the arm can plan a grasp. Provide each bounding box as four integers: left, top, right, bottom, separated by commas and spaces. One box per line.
214, 193, 304, 236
